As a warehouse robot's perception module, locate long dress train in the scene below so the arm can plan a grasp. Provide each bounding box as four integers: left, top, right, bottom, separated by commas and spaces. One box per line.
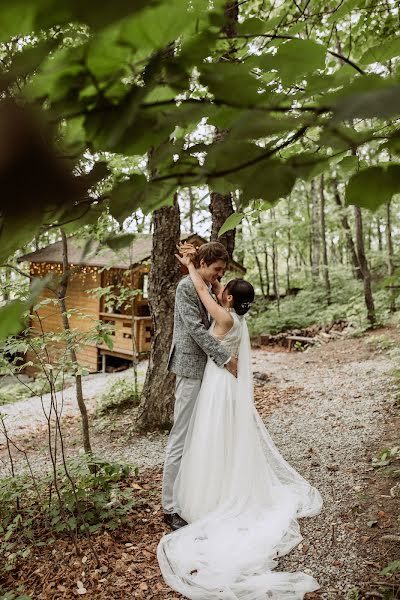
157, 312, 323, 600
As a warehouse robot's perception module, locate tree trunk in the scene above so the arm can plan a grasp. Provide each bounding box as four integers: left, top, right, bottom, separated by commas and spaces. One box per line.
286, 198, 291, 293
265, 247, 270, 297
210, 189, 235, 259
246, 216, 265, 298
188, 187, 195, 233
320, 175, 331, 304
385, 201, 395, 277
306, 193, 313, 280
333, 178, 362, 279
59, 230, 92, 457
377, 215, 383, 252
354, 206, 376, 324
137, 196, 181, 431
271, 208, 280, 311
234, 213, 245, 265
311, 180, 320, 280
385, 200, 396, 312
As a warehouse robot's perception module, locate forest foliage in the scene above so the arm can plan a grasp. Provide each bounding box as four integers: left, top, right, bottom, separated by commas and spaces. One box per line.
0, 0, 399, 334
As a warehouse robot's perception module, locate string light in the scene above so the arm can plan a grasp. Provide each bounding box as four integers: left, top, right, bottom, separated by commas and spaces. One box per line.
30, 262, 99, 282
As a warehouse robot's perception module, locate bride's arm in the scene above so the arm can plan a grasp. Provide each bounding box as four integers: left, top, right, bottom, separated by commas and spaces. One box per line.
176, 255, 233, 330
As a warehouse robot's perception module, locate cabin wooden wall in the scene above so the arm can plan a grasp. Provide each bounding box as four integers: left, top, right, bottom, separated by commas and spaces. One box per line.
27, 266, 101, 374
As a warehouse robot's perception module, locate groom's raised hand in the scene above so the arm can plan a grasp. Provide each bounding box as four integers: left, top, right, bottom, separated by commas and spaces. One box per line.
225, 356, 238, 378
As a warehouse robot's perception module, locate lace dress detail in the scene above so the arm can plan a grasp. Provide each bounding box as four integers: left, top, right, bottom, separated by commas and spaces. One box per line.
210, 311, 242, 356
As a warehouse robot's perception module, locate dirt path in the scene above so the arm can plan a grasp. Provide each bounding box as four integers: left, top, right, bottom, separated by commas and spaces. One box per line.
1, 328, 399, 599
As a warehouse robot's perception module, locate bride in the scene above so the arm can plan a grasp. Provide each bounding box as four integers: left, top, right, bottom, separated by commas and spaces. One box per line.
157, 248, 323, 600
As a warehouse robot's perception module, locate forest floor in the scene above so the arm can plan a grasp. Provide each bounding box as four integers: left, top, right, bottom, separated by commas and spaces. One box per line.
1, 326, 400, 600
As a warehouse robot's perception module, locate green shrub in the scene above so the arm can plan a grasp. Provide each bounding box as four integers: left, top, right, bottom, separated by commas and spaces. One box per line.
248, 275, 392, 337
0, 455, 138, 575
97, 377, 141, 414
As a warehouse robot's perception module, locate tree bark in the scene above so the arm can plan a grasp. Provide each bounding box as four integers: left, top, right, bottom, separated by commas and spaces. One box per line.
137, 196, 181, 431
333, 178, 362, 279
385, 201, 395, 277
210, 189, 235, 259
286, 198, 291, 293
59, 230, 92, 457
310, 180, 320, 280
385, 200, 396, 312
376, 215, 383, 252
271, 208, 280, 310
188, 187, 195, 233
246, 216, 265, 298
354, 206, 376, 324
320, 175, 331, 304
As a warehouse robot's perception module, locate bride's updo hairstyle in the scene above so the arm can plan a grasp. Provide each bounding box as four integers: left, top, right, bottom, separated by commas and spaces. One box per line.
225, 279, 255, 316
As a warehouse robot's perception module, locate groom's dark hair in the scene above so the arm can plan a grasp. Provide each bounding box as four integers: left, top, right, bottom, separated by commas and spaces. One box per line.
196, 241, 229, 267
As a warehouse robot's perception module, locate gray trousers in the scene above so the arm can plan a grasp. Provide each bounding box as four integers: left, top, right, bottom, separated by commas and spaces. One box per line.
162, 375, 202, 514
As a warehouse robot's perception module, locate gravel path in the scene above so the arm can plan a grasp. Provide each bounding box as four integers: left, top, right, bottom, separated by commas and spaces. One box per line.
253, 339, 396, 598
1, 334, 397, 598
0, 363, 148, 439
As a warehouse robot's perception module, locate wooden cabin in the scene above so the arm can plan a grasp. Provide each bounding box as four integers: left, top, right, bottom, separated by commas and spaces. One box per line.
18, 233, 246, 373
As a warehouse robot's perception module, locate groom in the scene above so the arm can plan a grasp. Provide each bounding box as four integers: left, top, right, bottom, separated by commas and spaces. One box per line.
163, 241, 238, 530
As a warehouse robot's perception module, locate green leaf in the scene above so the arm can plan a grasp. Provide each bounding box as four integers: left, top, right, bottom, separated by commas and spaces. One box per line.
218, 213, 245, 236
327, 0, 364, 23
227, 111, 301, 140
109, 175, 176, 222
119, 2, 196, 54
86, 24, 133, 79
235, 16, 282, 35
239, 160, 296, 204
338, 155, 359, 175
0, 301, 27, 340
380, 560, 400, 576
102, 334, 114, 351
200, 63, 264, 106
104, 233, 136, 251
257, 39, 326, 86
360, 37, 400, 66
333, 83, 400, 122
346, 165, 400, 211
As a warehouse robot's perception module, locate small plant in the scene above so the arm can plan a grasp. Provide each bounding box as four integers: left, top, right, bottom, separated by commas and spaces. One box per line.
372, 447, 400, 468
345, 588, 359, 600
367, 335, 396, 353
0, 455, 138, 576
0, 590, 31, 600
372, 447, 400, 480
381, 560, 400, 577
97, 377, 141, 414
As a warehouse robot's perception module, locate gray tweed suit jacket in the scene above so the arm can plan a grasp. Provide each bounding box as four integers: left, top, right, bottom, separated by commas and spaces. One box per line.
167, 275, 231, 380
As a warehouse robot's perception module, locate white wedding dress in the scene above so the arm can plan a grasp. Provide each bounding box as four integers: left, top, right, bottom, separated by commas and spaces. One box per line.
157, 311, 323, 600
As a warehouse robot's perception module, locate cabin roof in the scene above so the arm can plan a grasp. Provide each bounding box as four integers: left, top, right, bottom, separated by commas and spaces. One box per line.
18, 233, 246, 274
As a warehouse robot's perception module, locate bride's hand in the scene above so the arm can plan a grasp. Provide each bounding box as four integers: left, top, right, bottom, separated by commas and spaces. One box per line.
178, 242, 197, 259
175, 249, 192, 267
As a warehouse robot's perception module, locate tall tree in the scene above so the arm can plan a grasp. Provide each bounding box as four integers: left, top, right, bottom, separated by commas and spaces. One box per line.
310, 180, 321, 281
137, 197, 181, 431
320, 175, 331, 304
333, 178, 362, 280
286, 197, 292, 293
271, 208, 280, 311
385, 200, 396, 312
354, 206, 376, 325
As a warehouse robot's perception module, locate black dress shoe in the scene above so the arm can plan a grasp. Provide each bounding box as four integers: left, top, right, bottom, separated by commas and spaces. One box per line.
164, 513, 188, 531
